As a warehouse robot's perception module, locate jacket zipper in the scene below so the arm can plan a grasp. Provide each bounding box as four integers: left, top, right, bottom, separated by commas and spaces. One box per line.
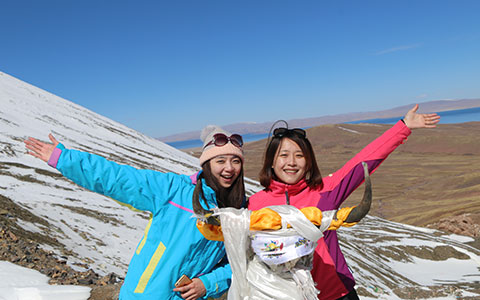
285, 191, 290, 205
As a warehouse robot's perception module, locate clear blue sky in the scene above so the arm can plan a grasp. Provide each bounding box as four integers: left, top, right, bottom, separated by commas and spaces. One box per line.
1, 1, 479, 137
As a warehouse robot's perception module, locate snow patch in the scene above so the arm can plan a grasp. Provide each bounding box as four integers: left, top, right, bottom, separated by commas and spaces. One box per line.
0, 261, 91, 300
337, 126, 361, 134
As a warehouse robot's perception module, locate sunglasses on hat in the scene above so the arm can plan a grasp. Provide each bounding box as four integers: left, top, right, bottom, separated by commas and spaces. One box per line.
204, 133, 243, 148
273, 127, 306, 139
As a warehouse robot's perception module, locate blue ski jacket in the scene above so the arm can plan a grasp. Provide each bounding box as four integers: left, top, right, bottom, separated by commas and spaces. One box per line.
48, 144, 232, 299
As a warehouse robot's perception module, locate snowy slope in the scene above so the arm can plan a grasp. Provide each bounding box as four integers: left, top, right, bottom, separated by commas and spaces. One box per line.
0, 71, 259, 276
339, 216, 480, 298
1, 71, 479, 299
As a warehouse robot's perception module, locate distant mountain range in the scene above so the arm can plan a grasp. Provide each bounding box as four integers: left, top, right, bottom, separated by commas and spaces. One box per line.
159, 98, 480, 142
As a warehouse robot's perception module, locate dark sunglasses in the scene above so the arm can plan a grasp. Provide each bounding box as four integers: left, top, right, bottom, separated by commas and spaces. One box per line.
273, 127, 306, 139
204, 133, 243, 148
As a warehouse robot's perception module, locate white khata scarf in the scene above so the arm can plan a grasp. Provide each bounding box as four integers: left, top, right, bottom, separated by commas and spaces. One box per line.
215, 205, 337, 300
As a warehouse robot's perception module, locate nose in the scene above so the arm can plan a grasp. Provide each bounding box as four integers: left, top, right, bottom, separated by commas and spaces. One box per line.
286, 154, 297, 166
224, 161, 234, 172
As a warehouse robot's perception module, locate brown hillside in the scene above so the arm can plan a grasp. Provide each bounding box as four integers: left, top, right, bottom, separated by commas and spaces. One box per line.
185, 122, 480, 230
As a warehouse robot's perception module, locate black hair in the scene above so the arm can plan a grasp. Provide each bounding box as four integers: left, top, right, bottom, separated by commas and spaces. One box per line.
259, 121, 323, 190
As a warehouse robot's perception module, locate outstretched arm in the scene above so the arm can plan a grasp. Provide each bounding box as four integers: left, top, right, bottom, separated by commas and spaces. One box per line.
330, 104, 439, 221
24, 134, 176, 213
403, 104, 440, 129
320, 104, 440, 211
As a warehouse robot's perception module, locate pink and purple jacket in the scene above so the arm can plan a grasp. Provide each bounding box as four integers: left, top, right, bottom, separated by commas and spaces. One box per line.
248, 120, 411, 300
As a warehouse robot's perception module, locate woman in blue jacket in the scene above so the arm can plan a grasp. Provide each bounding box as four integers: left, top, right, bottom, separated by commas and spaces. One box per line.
24, 125, 246, 300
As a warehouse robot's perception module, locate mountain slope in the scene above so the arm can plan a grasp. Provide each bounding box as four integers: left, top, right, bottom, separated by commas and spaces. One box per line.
0, 71, 259, 276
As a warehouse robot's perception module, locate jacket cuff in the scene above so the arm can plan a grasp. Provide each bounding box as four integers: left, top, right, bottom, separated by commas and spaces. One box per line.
199, 274, 217, 298
47, 143, 65, 168
394, 119, 412, 137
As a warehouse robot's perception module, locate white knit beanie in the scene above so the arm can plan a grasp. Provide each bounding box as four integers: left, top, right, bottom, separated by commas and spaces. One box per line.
199, 125, 244, 166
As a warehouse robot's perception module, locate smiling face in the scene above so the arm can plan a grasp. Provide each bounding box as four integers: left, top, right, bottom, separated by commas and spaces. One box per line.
272, 138, 307, 185
209, 154, 243, 188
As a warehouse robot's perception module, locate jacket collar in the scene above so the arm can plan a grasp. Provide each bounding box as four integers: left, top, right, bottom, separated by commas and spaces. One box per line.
201, 179, 216, 200
267, 178, 308, 196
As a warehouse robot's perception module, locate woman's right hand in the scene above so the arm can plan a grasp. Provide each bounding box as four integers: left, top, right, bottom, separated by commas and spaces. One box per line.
24, 134, 60, 162
173, 278, 206, 300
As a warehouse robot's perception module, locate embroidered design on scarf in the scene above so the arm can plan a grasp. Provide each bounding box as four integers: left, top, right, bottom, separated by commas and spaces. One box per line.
262, 240, 284, 252
295, 237, 309, 248
252, 233, 315, 265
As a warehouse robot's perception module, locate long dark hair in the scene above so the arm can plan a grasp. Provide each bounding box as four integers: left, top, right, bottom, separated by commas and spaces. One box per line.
259, 127, 323, 190
192, 159, 245, 210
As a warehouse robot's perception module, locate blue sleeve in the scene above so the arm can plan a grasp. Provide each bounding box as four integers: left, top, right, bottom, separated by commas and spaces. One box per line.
56, 147, 181, 213
199, 256, 231, 298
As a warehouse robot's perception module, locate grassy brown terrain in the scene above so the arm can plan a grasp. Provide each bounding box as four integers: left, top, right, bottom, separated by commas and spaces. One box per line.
184, 122, 480, 229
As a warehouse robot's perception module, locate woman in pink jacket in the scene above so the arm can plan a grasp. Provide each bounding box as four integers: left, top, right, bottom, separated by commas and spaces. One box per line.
248, 104, 440, 300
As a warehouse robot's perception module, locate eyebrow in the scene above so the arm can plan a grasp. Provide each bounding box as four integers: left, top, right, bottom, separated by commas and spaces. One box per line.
215, 155, 238, 159
278, 149, 302, 153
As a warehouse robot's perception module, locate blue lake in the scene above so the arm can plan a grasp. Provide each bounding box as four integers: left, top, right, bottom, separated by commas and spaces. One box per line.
347, 106, 480, 125
167, 107, 480, 149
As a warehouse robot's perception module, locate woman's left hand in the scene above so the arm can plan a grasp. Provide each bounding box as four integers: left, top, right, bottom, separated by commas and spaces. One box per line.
403, 104, 441, 129
173, 278, 206, 300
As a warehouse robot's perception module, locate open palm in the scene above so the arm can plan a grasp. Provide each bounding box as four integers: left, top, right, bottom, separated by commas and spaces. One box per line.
403, 104, 440, 129
24, 134, 59, 162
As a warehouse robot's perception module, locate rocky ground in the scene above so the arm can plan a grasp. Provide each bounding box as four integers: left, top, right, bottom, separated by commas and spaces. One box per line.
427, 213, 480, 238
0, 225, 122, 300
427, 212, 480, 250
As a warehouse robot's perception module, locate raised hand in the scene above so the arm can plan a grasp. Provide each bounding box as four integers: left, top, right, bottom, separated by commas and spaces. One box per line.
24, 134, 59, 162
403, 104, 440, 129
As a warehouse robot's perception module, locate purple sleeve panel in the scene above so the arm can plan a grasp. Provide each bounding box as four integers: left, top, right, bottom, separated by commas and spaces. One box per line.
318, 159, 381, 210
47, 147, 62, 168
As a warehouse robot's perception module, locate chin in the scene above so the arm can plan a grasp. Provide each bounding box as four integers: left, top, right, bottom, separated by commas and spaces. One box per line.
280, 176, 300, 185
